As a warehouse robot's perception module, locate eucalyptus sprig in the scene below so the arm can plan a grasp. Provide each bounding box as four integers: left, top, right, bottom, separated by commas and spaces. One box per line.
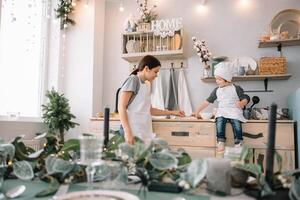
55, 0, 77, 30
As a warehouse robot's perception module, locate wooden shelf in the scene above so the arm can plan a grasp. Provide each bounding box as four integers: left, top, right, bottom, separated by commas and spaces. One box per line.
122, 49, 184, 62
201, 74, 292, 82
258, 38, 300, 48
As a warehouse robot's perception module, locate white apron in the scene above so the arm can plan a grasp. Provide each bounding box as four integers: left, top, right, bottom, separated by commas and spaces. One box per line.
215, 84, 246, 122
127, 79, 155, 143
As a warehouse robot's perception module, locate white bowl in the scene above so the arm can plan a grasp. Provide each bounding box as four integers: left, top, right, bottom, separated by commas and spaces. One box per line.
200, 112, 213, 120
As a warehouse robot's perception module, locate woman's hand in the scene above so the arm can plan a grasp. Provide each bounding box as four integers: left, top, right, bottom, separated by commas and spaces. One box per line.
171, 110, 185, 117
125, 132, 135, 145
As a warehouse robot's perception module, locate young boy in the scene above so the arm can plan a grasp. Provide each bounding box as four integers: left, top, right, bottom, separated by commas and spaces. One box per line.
193, 63, 249, 152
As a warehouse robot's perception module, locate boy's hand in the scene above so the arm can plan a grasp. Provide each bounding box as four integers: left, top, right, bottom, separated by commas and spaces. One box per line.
191, 112, 199, 118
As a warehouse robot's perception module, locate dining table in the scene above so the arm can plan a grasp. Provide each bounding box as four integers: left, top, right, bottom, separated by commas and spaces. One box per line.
1, 179, 254, 200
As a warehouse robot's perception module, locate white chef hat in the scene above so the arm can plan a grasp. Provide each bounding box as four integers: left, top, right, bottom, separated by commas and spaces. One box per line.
214, 62, 233, 82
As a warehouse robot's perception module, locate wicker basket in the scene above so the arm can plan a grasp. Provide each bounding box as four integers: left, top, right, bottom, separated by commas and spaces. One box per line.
258, 57, 286, 75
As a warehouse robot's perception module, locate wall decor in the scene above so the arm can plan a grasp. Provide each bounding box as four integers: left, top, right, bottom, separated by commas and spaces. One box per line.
151, 18, 183, 38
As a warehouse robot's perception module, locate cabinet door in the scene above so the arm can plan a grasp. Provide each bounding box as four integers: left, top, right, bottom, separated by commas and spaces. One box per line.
153, 122, 216, 147
225, 123, 294, 149
89, 120, 121, 134
254, 149, 295, 172
169, 146, 216, 159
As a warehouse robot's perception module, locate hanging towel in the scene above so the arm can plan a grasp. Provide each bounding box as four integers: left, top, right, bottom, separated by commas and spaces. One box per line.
151, 72, 164, 110
178, 69, 192, 116
165, 68, 178, 110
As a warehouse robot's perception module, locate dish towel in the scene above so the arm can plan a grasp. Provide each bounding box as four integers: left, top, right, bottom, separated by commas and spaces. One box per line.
178, 69, 193, 116
151, 72, 164, 109
165, 68, 178, 110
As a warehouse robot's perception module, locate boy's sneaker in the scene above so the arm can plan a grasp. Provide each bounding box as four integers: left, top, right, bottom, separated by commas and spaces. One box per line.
217, 141, 225, 152
235, 141, 243, 148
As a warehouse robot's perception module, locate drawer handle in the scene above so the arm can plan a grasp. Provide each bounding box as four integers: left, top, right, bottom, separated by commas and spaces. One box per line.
171, 131, 189, 137
243, 132, 263, 139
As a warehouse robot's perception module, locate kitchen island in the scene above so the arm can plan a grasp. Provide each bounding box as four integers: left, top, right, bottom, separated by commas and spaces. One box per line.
89, 117, 297, 171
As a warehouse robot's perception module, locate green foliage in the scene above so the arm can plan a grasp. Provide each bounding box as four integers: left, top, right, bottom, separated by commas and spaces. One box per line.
42, 88, 79, 144
35, 176, 60, 197
55, 0, 76, 30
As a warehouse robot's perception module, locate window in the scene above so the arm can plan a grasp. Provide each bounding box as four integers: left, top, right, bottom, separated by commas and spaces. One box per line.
0, 0, 48, 119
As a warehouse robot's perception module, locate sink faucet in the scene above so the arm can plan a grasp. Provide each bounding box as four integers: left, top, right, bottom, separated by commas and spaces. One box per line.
115, 88, 121, 113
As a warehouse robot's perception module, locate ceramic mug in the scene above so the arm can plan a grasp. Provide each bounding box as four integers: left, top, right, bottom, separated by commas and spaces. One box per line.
238, 66, 246, 76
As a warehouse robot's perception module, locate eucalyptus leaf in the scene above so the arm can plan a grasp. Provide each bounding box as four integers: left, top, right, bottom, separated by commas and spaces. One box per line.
35, 176, 60, 197
274, 151, 283, 173
28, 149, 44, 159
184, 159, 207, 188
13, 161, 34, 180
0, 143, 15, 159
118, 143, 134, 158
133, 142, 150, 163
52, 158, 74, 176
61, 139, 80, 152
151, 139, 169, 150
260, 177, 275, 197
34, 132, 47, 140
45, 156, 58, 174
107, 135, 125, 151
236, 163, 262, 178
289, 178, 300, 200
149, 152, 178, 170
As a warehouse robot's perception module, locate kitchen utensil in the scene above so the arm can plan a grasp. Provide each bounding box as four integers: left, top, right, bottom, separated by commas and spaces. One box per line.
231, 57, 257, 74
199, 112, 213, 120
250, 96, 260, 109
174, 33, 181, 50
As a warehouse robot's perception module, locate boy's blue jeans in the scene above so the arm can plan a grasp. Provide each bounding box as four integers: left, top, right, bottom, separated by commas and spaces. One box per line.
216, 117, 243, 144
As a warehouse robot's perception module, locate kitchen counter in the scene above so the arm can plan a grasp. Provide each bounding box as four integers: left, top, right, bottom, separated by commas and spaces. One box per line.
90, 117, 294, 123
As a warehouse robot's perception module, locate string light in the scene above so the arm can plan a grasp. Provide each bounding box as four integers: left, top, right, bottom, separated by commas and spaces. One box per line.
71, 0, 77, 7
84, 0, 89, 8
119, 0, 124, 12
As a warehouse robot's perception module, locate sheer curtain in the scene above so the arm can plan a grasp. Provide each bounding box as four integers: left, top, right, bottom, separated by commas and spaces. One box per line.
0, 0, 48, 118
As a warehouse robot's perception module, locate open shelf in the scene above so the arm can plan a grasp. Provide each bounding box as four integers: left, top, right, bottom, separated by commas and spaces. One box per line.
201, 74, 292, 82
258, 38, 300, 48
122, 49, 184, 62
122, 29, 184, 62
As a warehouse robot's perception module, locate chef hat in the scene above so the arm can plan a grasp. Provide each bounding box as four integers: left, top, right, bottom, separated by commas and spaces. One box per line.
214, 62, 233, 82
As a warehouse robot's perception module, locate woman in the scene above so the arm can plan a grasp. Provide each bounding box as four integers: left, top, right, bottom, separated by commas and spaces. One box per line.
118, 55, 185, 144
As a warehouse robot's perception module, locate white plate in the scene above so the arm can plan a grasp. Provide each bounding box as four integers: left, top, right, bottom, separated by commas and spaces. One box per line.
270, 9, 300, 35
55, 190, 140, 200
231, 57, 257, 71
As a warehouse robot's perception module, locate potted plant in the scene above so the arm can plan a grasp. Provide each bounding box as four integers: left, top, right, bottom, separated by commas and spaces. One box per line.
42, 88, 79, 145
136, 0, 157, 31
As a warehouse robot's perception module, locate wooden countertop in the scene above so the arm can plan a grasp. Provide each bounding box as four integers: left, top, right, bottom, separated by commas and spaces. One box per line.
90, 117, 294, 123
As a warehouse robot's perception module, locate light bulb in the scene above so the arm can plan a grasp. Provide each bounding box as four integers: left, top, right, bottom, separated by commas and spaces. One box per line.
119, 6, 124, 12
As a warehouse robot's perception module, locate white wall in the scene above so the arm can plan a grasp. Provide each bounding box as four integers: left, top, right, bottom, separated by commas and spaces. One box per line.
63, 0, 105, 138
102, 0, 300, 111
